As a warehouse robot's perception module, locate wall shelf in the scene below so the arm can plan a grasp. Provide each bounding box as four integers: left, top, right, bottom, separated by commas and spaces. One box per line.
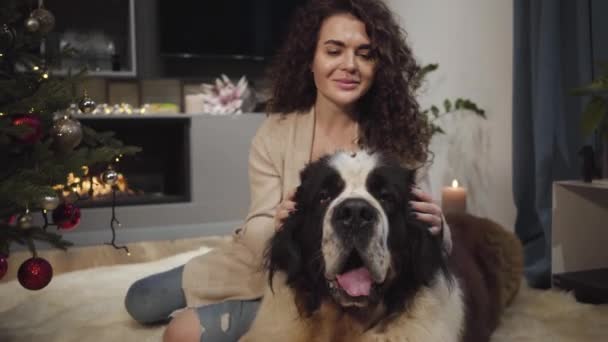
45, 0, 137, 77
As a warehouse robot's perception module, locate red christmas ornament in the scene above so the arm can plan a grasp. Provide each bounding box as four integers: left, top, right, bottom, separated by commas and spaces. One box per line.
6, 214, 17, 225
52, 203, 81, 230
11, 114, 43, 144
18, 257, 53, 290
0, 255, 7, 280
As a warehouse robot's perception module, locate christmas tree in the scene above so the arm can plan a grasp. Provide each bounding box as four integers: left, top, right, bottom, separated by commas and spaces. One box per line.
0, 0, 140, 289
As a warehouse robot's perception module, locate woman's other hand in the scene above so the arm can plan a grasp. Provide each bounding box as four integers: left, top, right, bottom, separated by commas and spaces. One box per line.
409, 186, 444, 234
409, 186, 452, 253
274, 189, 297, 231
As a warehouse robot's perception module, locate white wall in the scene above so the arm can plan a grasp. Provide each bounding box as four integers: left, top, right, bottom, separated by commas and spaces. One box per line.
385, 0, 515, 229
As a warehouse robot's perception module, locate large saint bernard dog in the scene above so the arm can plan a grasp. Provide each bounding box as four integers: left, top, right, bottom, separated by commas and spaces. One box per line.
240, 150, 523, 342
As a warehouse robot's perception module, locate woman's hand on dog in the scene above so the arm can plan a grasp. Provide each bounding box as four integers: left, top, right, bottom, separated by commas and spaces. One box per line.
274, 188, 297, 231
410, 187, 446, 235
409, 186, 452, 253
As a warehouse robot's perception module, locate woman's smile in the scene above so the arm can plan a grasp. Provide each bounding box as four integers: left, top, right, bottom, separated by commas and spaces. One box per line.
334, 78, 360, 91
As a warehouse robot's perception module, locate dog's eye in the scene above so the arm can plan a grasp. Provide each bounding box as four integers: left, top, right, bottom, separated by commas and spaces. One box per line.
319, 189, 331, 204
379, 191, 394, 204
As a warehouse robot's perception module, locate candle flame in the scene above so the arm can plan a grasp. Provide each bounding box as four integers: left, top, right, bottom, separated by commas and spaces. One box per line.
452, 179, 459, 188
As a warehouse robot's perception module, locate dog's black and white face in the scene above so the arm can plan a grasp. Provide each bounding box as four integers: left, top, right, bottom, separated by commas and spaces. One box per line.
320, 151, 393, 307
267, 150, 447, 318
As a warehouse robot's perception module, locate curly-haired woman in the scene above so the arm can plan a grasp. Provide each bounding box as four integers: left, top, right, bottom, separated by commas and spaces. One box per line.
125, 1, 452, 341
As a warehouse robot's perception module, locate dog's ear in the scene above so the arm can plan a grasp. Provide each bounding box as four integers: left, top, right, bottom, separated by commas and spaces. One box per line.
403, 216, 447, 281
264, 184, 327, 315
383, 189, 449, 317
265, 187, 305, 289
265, 218, 302, 284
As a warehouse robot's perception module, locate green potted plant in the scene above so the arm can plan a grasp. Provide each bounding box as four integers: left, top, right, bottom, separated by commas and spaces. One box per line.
414, 64, 486, 136
572, 63, 608, 178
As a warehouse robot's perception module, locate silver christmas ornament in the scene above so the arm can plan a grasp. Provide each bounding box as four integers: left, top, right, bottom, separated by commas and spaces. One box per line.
17, 212, 34, 229
51, 116, 83, 153
78, 94, 96, 114
101, 168, 119, 186
30, 8, 55, 34
25, 17, 40, 32
40, 194, 60, 211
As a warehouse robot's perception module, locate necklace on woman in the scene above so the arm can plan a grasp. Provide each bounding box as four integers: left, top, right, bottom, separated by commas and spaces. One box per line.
309, 107, 360, 162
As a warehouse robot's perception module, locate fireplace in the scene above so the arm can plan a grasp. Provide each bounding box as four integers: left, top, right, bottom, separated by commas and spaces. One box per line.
75, 116, 191, 208
57, 114, 265, 247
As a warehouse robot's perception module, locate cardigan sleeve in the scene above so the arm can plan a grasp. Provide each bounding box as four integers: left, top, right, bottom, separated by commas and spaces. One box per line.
236, 116, 284, 260
181, 115, 287, 306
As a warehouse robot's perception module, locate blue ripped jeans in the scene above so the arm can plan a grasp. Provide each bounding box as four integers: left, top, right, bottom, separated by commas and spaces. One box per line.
125, 265, 260, 341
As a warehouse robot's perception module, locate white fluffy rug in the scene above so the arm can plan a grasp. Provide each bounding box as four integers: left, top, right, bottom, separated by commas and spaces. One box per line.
0, 247, 210, 342
1, 246, 606, 342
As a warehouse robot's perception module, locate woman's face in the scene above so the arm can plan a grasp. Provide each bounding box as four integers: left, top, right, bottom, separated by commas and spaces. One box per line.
312, 13, 377, 111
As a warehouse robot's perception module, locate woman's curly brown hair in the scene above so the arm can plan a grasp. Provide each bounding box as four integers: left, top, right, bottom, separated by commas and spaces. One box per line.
266, 0, 431, 166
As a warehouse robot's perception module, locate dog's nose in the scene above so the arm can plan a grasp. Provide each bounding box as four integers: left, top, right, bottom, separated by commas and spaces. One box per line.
333, 198, 377, 228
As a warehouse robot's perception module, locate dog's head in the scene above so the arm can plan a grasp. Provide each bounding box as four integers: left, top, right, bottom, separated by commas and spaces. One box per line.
266, 150, 448, 320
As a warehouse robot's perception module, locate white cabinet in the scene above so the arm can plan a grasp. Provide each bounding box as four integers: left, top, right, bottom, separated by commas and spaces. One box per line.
551, 180, 608, 303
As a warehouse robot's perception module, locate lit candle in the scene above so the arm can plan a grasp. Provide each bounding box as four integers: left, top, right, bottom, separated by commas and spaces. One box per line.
442, 179, 467, 213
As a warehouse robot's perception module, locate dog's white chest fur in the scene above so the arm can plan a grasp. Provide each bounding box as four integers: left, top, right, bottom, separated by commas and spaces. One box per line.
240, 273, 464, 342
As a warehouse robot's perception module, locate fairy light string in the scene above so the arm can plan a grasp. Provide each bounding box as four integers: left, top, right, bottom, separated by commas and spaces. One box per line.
104, 185, 130, 255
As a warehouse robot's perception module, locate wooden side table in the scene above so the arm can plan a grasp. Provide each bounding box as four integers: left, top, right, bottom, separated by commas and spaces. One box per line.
551, 180, 608, 303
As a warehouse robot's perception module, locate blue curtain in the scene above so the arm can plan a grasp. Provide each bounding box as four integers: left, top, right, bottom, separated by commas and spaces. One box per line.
512, 0, 592, 288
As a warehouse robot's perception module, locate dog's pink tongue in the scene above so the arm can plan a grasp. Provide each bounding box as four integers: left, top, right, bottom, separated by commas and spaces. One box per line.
336, 267, 372, 297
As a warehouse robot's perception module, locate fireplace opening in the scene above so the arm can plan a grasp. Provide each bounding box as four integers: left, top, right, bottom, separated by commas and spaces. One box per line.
69, 116, 191, 208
